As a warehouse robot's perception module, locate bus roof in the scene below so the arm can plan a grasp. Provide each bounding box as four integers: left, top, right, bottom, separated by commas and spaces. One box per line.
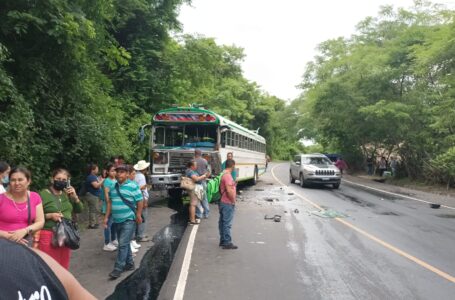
153, 106, 266, 143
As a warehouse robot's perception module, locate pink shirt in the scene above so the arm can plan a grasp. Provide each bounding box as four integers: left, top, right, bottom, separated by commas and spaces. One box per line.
0, 192, 42, 232
220, 172, 236, 204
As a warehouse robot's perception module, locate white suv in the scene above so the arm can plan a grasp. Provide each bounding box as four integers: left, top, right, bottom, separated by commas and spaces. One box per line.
290, 154, 341, 189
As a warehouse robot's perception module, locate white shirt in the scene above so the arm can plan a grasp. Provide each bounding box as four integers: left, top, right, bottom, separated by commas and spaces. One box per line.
134, 172, 149, 200
0, 185, 5, 194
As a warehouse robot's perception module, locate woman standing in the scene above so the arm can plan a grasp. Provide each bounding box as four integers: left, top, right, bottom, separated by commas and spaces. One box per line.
38, 168, 83, 269
0, 167, 44, 245
85, 164, 104, 229
101, 163, 117, 251
185, 160, 208, 225
0, 161, 11, 194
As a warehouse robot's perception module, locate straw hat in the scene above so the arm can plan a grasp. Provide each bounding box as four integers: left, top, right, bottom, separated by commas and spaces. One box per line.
133, 160, 150, 171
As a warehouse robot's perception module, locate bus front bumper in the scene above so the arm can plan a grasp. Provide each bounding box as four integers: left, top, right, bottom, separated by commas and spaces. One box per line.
150, 173, 181, 190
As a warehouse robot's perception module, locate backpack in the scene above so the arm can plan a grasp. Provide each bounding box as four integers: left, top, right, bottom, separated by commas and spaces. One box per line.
206, 173, 224, 203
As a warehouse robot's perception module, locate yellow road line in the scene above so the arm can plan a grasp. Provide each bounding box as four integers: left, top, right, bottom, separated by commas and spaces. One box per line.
271, 164, 455, 284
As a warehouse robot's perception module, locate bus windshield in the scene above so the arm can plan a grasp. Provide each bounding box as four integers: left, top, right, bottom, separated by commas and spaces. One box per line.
154, 125, 217, 148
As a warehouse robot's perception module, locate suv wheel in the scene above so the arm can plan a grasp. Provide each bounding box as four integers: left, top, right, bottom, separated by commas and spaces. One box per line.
290, 172, 295, 184
299, 173, 306, 188
333, 182, 340, 189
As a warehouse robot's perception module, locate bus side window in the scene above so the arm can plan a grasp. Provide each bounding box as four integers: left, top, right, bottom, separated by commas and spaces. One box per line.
221, 132, 226, 148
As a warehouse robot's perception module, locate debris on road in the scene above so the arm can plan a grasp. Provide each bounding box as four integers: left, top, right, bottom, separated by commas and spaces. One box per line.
264, 215, 282, 222
288, 193, 294, 195
255, 188, 264, 191
311, 209, 347, 218
294, 209, 299, 214
430, 203, 441, 209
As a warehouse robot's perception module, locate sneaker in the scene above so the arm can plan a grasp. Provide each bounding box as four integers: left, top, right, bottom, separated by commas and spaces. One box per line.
109, 269, 122, 279
137, 236, 151, 243
221, 243, 238, 250
103, 243, 117, 252
87, 224, 99, 229
131, 240, 141, 249
112, 240, 119, 247
130, 243, 139, 253
124, 263, 135, 271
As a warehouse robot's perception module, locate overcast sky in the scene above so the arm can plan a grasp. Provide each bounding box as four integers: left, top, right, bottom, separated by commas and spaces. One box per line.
178, 0, 452, 101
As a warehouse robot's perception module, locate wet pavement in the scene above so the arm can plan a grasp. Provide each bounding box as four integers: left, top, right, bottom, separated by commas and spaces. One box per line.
161, 163, 455, 300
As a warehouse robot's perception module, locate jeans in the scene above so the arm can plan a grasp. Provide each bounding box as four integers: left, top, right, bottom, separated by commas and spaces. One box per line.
367, 165, 373, 176
85, 193, 99, 226
196, 181, 210, 218
114, 220, 136, 272
104, 215, 117, 245
218, 202, 235, 246
136, 204, 148, 239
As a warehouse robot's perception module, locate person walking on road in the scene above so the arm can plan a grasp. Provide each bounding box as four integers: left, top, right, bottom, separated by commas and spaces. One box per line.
195, 149, 210, 219
219, 159, 238, 250
335, 157, 348, 175
105, 164, 144, 279
134, 160, 151, 243
366, 155, 374, 176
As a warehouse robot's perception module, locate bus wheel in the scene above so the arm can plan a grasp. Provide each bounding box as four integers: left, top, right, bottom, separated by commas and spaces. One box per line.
168, 188, 183, 211
251, 167, 259, 185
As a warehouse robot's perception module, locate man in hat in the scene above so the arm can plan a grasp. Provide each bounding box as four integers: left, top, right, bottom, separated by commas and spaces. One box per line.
105, 164, 144, 279
134, 160, 151, 242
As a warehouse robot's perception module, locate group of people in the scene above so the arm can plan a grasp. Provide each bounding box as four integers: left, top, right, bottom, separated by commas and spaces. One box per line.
0, 161, 95, 299
366, 156, 398, 177
184, 150, 239, 250
0, 156, 153, 281
81, 157, 152, 279
0, 149, 240, 287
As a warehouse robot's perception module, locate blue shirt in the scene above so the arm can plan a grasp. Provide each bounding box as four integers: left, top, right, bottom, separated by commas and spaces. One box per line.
85, 174, 101, 197
186, 169, 202, 184
100, 177, 117, 213
109, 179, 143, 223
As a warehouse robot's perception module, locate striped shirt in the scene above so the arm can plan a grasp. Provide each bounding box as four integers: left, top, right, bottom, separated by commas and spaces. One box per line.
109, 179, 143, 223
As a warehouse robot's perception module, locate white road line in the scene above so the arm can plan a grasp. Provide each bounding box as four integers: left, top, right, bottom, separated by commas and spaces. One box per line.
343, 179, 455, 210
173, 224, 199, 300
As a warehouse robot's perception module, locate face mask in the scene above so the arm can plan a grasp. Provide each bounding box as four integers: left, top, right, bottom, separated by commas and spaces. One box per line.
53, 180, 67, 191
2, 176, 8, 188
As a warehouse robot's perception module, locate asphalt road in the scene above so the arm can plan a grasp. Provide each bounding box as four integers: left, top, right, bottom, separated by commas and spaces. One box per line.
174, 163, 455, 300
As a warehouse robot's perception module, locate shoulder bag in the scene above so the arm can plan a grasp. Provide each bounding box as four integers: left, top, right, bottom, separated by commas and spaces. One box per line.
50, 190, 80, 250
180, 176, 195, 191
115, 183, 145, 222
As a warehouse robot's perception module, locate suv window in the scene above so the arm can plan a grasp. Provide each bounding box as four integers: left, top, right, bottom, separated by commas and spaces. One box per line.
293, 156, 301, 164
303, 157, 332, 165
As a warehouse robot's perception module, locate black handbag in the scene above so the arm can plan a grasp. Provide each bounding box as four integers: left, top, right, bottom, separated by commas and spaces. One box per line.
50, 190, 80, 250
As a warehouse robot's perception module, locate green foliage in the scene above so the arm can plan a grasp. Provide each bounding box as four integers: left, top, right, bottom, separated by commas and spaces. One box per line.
295, 2, 455, 183
0, 0, 295, 188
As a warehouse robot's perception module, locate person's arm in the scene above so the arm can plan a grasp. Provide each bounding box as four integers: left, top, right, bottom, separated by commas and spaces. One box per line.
34, 248, 96, 300
136, 200, 143, 224
190, 173, 207, 183
226, 182, 236, 203
90, 179, 103, 189
103, 189, 112, 229
9, 203, 45, 243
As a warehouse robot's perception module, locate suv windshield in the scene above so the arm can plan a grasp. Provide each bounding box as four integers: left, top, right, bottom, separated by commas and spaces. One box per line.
303, 157, 332, 165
